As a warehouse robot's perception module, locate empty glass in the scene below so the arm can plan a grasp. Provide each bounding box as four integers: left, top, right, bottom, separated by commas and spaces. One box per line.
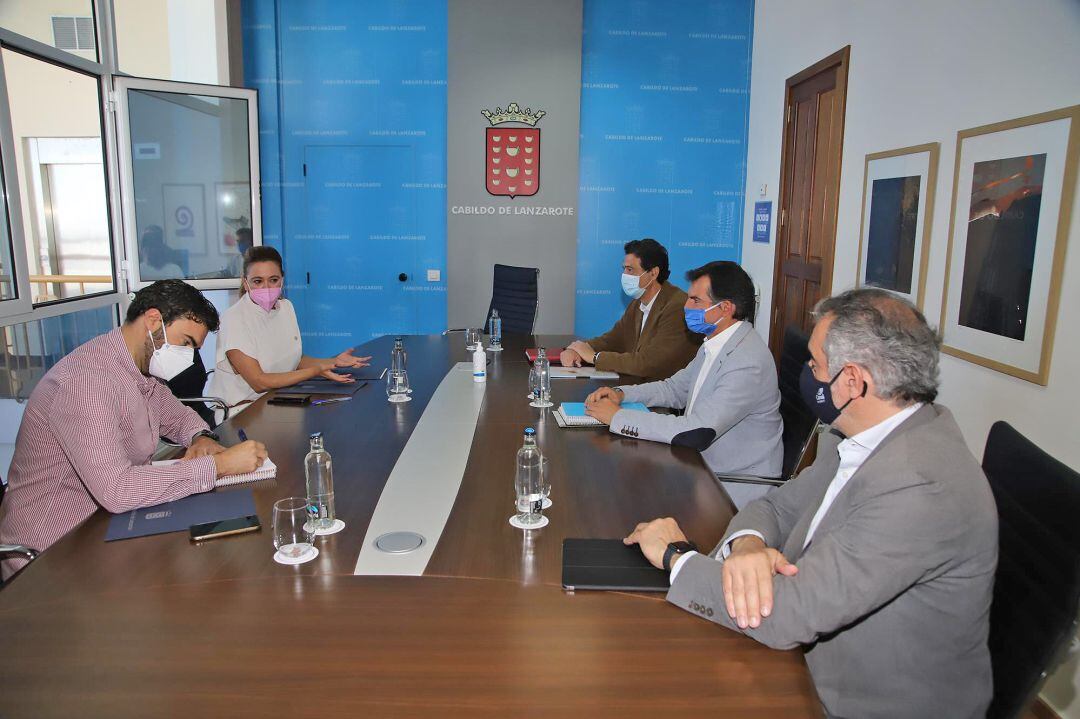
272, 497, 317, 562
465, 327, 481, 351
387, 369, 411, 403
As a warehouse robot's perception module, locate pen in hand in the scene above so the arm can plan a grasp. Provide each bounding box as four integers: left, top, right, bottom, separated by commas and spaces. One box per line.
238, 429, 248, 442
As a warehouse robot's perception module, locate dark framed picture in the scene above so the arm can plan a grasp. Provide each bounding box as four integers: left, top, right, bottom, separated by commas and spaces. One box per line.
940, 105, 1079, 384
856, 143, 939, 307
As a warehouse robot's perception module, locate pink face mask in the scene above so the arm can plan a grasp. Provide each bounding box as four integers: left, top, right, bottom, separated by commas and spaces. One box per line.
249, 287, 282, 312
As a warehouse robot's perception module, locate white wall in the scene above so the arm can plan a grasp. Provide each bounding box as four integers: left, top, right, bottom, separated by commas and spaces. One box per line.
742, 1, 1080, 715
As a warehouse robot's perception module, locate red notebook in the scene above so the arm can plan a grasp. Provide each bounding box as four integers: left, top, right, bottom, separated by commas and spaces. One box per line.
525, 347, 565, 365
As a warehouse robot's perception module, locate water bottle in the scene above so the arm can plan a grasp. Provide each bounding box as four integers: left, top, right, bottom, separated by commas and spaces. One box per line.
391, 337, 412, 393
489, 308, 502, 351
391, 337, 407, 372
304, 432, 335, 531
473, 343, 487, 383
514, 427, 544, 526
531, 347, 552, 407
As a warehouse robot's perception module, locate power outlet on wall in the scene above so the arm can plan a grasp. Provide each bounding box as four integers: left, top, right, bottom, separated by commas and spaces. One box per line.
427, 269, 441, 282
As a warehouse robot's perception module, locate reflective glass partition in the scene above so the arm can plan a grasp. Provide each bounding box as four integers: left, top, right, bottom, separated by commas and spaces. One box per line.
117, 78, 260, 288
0, 153, 17, 303
0, 47, 114, 304
0, 1, 98, 63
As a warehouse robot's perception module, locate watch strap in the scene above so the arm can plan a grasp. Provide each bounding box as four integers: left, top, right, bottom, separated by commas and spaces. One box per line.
192, 429, 220, 443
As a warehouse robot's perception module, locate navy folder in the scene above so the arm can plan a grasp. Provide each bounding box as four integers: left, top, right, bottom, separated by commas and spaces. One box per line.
105, 488, 257, 541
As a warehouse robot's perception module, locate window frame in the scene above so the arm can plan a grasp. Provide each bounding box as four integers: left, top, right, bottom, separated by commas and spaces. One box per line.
113, 75, 261, 291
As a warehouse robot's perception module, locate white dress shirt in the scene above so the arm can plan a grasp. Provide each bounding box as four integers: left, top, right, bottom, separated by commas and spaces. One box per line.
684, 320, 742, 417
669, 401, 923, 583
638, 291, 657, 333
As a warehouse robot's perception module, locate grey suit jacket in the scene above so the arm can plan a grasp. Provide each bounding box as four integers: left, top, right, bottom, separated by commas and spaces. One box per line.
667, 404, 998, 719
611, 322, 783, 477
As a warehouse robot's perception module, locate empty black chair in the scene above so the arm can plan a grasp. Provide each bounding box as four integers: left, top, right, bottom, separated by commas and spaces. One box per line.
984, 421, 1080, 719
485, 264, 539, 335
164, 350, 228, 428
716, 325, 821, 487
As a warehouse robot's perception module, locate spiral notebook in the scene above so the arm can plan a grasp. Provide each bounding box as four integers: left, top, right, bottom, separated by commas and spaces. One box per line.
152, 457, 277, 487
556, 402, 649, 427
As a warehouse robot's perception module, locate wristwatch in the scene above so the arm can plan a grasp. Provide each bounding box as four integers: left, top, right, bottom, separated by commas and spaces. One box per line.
663, 540, 698, 571
191, 429, 220, 443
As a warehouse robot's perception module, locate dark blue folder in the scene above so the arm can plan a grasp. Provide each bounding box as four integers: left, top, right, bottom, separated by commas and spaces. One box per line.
105, 488, 257, 541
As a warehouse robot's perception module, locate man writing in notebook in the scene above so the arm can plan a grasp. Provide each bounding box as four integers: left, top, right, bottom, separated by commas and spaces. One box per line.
0, 280, 266, 579
561, 238, 701, 381
624, 289, 997, 718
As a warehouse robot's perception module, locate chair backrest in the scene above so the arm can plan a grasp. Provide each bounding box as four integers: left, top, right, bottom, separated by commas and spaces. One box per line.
485, 264, 539, 335
165, 350, 215, 427
984, 421, 1080, 719
776, 325, 817, 479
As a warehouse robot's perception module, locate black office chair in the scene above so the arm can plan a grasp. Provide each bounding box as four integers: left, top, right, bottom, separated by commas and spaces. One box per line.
485, 264, 539, 335
983, 421, 1080, 719
165, 350, 229, 428
446, 264, 540, 337
0, 480, 39, 584
715, 326, 822, 487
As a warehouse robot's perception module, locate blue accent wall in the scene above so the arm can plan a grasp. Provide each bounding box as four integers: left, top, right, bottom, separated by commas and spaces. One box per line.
242, 0, 447, 357
574, 0, 754, 337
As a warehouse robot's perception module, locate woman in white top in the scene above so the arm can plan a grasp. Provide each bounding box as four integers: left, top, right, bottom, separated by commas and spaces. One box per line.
208, 246, 370, 415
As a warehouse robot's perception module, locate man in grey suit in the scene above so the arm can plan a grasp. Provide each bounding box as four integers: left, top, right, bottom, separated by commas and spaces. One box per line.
624, 288, 998, 719
585, 261, 782, 508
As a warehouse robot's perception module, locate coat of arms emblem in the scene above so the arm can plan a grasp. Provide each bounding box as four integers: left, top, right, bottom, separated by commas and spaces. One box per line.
482, 102, 545, 198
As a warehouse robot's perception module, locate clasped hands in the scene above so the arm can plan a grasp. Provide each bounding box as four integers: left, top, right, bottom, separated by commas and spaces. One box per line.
624, 518, 798, 630
561, 341, 596, 367
584, 386, 623, 425
319, 348, 373, 383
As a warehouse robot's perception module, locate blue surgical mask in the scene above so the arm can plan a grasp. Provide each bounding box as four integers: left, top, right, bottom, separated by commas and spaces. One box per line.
621, 272, 653, 299
684, 302, 722, 335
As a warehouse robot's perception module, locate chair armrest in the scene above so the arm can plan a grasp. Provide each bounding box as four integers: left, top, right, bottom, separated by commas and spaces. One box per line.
443, 328, 467, 334
179, 396, 230, 422
0, 544, 38, 562
714, 473, 786, 487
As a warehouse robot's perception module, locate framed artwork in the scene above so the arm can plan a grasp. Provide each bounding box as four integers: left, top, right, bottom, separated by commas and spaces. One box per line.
215, 181, 252, 254
856, 143, 940, 307
162, 183, 207, 256
940, 105, 1079, 384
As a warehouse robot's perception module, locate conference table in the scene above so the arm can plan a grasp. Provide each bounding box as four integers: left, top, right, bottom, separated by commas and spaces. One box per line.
0, 334, 820, 718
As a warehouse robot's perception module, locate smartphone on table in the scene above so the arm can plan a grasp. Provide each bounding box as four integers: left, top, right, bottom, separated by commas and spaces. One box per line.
189, 515, 261, 542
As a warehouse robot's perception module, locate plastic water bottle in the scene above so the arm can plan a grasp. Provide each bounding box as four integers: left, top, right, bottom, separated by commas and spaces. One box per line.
304, 432, 335, 531
473, 343, 487, 383
489, 309, 502, 351
514, 427, 544, 525
531, 347, 551, 406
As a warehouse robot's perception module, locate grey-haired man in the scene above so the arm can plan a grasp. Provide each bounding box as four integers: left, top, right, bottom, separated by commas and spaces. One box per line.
625, 288, 998, 719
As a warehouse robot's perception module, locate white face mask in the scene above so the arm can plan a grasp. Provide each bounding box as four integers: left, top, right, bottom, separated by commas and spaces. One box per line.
147, 323, 194, 381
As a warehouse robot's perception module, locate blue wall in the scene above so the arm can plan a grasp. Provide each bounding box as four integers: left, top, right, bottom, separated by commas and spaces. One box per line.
242, 0, 448, 357
574, 0, 754, 336
243, 0, 753, 345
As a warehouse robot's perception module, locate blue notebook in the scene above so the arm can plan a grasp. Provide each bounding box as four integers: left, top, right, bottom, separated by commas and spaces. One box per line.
105, 488, 257, 541
561, 402, 649, 417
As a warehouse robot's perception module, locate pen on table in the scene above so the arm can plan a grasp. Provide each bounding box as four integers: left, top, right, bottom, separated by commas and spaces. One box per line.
312, 396, 352, 406
238, 429, 248, 442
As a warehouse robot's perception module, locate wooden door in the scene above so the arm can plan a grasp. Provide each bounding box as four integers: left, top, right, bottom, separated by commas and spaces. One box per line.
769, 47, 850, 363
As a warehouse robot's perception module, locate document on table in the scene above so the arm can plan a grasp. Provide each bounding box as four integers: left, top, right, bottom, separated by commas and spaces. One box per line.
549, 367, 619, 380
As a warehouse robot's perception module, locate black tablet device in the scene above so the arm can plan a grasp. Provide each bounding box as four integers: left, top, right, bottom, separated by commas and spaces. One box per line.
561, 538, 670, 592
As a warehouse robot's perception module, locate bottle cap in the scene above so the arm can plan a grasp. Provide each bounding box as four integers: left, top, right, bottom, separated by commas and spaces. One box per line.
524, 427, 536, 436
310, 431, 322, 440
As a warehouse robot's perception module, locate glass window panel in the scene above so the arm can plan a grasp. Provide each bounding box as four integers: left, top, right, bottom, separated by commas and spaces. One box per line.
1, 48, 114, 304
0, 153, 18, 303
114, 0, 225, 84
0, 302, 116, 400
127, 89, 253, 280
0, 1, 98, 62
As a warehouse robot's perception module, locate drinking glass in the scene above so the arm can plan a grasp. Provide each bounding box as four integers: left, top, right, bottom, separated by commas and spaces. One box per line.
465, 328, 481, 351
387, 369, 411, 403
527, 365, 538, 399
272, 497, 316, 561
